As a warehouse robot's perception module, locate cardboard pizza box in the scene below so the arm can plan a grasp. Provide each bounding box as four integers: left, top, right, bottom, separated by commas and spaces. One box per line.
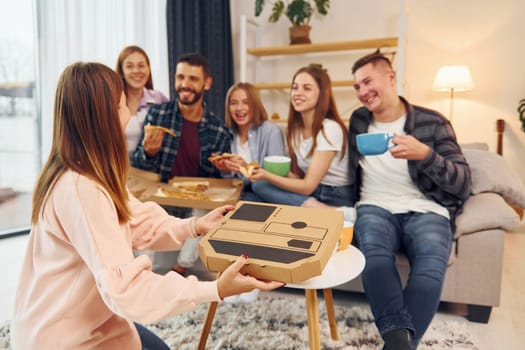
128, 167, 161, 198
199, 201, 343, 283
128, 167, 243, 210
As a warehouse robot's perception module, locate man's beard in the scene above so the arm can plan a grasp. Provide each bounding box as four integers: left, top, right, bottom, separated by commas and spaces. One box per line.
177, 88, 204, 106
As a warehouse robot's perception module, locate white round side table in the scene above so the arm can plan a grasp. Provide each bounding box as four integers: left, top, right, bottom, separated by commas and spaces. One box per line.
197, 245, 365, 350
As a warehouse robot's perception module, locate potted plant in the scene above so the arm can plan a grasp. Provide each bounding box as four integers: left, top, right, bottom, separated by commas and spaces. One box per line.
255, 0, 330, 45
518, 98, 525, 132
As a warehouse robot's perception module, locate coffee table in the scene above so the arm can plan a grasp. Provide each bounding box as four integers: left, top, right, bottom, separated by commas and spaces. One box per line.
197, 245, 365, 350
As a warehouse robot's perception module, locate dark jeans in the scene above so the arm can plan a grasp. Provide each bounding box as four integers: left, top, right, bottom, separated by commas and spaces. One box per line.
163, 205, 192, 218
135, 323, 170, 350
354, 205, 452, 347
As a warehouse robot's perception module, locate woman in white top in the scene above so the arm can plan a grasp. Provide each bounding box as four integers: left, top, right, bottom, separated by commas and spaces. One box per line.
250, 65, 352, 207
116, 45, 169, 157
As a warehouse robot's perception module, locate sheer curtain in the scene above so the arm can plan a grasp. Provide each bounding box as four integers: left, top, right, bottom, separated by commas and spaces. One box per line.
35, 0, 169, 160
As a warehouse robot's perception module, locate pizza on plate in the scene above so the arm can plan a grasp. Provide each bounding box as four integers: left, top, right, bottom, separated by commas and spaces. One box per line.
159, 182, 210, 200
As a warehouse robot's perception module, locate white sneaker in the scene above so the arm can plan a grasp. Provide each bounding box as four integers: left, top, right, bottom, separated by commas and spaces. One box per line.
223, 294, 240, 303
238, 289, 260, 303
223, 289, 260, 303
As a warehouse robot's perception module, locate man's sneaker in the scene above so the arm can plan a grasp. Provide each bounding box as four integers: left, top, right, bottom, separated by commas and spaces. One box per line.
382, 328, 413, 350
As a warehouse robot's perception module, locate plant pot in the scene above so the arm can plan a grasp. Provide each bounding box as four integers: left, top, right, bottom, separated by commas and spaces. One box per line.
289, 25, 311, 45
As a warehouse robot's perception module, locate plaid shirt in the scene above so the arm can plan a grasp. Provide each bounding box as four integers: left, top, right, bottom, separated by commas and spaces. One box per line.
348, 96, 472, 221
131, 101, 232, 182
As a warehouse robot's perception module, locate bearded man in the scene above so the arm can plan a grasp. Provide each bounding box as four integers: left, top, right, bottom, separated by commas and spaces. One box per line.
132, 52, 231, 181
132, 53, 231, 276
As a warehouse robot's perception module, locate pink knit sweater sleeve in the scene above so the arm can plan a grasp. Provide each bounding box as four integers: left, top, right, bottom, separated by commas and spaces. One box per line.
56, 172, 220, 323
127, 192, 195, 251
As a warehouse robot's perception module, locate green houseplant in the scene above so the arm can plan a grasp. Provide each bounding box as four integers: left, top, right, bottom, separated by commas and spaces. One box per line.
518, 98, 525, 132
255, 0, 330, 44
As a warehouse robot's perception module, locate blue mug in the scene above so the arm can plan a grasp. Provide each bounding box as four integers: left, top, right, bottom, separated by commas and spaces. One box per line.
356, 133, 395, 156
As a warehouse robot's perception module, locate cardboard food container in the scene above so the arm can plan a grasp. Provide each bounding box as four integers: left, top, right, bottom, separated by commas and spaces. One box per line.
128, 167, 243, 210
128, 167, 161, 198
199, 201, 343, 283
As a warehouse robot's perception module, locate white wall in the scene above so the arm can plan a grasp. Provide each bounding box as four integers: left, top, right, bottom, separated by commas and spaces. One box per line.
230, 0, 525, 185
231, 0, 401, 120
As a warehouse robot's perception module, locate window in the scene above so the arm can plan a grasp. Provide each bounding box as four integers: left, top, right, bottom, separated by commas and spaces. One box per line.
0, 0, 38, 235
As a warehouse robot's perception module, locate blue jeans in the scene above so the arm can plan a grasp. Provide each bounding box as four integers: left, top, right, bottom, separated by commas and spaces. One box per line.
135, 323, 170, 350
240, 182, 265, 202
251, 180, 353, 207
310, 183, 353, 207
354, 205, 452, 347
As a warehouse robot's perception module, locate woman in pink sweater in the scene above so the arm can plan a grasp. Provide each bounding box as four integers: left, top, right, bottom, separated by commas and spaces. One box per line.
10, 62, 283, 349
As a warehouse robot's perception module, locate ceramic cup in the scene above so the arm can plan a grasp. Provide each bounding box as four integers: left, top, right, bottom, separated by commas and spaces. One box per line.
263, 156, 291, 176
356, 132, 395, 156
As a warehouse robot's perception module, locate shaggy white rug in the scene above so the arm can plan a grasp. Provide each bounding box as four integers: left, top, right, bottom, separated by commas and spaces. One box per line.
0, 295, 478, 350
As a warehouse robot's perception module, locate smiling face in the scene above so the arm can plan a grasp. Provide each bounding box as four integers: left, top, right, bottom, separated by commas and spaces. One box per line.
290, 72, 320, 115
175, 62, 211, 106
121, 51, 151, 91
228, 88, 253, 128
353, 61, 397, 115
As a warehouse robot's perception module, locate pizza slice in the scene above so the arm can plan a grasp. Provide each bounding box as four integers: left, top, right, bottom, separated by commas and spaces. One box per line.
239, 161, 260, 177
207, 153, 237, 161
144, 123, 177, 138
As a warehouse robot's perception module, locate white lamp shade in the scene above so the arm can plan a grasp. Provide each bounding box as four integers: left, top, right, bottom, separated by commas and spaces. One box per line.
432, 65, 474, 92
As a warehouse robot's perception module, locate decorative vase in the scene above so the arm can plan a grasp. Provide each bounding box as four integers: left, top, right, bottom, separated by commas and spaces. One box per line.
289, 25, 311, 45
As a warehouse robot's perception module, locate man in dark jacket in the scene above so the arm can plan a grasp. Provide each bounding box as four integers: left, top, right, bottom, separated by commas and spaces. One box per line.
348, 52, 471, 350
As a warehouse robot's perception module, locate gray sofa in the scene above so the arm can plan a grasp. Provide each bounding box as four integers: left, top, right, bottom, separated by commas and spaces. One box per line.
334, 145, 525, 323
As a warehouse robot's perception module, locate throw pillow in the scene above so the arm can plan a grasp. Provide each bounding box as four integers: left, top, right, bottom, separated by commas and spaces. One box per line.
463, 149, 525, 207
455, 192, 520, 238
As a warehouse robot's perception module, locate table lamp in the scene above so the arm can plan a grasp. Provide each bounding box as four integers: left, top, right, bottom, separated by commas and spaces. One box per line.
432, 65, 474, 122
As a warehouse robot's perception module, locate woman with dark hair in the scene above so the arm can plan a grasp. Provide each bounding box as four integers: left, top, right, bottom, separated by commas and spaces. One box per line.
116, 45, 169, 156
10, 62, 283, 349
250, 65, 352, 208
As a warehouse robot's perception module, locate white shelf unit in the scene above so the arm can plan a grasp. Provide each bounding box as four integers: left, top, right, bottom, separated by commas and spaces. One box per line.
239, 0, 407, 94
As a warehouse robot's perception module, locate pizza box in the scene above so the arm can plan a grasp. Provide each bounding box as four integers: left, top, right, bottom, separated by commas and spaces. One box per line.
128, 167, 161, 198
199, 201, 343, 283
128, 167, 243, 210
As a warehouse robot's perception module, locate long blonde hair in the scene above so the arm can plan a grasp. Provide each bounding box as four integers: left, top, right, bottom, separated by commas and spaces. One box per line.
31, 62, 131, 224
224, 82, 268, 132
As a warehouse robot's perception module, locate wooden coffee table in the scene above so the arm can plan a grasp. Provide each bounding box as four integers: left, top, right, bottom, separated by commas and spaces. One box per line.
197, 245, 365, 350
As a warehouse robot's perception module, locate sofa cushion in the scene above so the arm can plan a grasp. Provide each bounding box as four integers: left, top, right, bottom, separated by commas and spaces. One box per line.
463, 149, 525, 207
455, 192, 520, 238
